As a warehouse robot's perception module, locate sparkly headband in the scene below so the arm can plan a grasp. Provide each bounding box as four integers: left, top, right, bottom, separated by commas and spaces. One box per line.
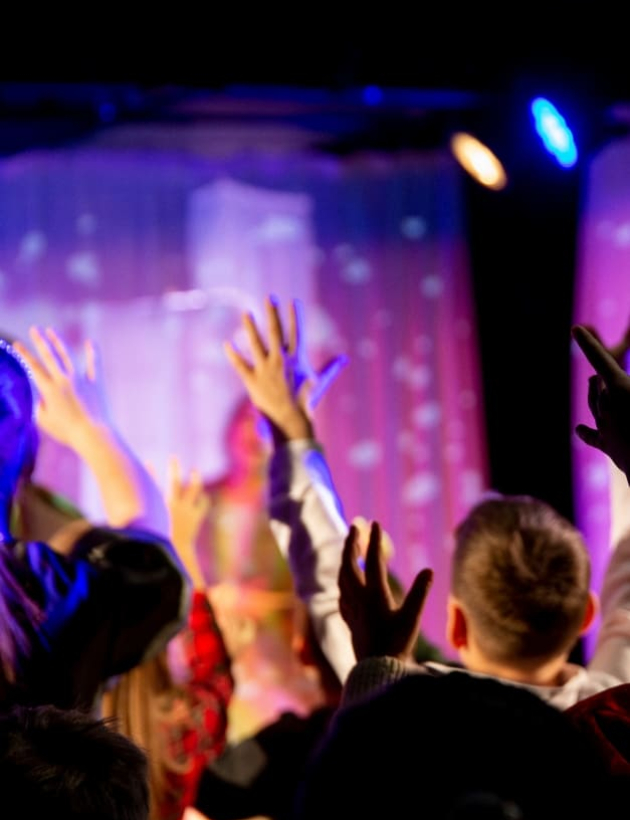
0, 337, 36, 420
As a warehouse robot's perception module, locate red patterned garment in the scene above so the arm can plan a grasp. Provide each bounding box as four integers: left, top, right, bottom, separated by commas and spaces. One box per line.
160, 590, 235, 820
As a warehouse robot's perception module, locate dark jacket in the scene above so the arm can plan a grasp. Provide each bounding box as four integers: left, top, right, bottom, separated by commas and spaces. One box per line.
0, 526, 190, 713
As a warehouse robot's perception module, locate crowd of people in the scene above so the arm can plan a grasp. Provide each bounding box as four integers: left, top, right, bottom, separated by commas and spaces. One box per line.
1, 298, 630, 819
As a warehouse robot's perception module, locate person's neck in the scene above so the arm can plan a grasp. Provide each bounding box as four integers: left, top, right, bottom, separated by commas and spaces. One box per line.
464, 653, 570, 688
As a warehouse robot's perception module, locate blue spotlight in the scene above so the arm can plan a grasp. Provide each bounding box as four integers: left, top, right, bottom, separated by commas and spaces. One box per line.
363, 85, 384, 106
97, 101, 117, 124
530, 97, 578, 168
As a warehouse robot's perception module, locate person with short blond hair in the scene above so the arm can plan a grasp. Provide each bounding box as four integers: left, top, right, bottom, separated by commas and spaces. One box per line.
449, 495, 594, 673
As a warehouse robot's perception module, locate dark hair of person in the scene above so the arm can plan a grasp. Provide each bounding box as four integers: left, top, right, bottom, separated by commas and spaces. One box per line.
0, 703, 149, 820
0, 342, 41, 693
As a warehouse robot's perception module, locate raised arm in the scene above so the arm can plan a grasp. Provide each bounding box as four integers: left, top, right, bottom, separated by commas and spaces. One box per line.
572, 324, 630, 481
224, 296, 355, 683
14, 327, 169, 536
165, 455, 209, 590
164, 458, 234, 735
338, 521, 433, 704
573, 323, 630, 682
13, 328, 190, 688
583, 323, 630, 546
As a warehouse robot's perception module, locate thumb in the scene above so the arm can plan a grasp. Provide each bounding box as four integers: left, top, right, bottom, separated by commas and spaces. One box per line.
575, 424, 603, 450
307, 354, 349, 410
298, 377, 315, 415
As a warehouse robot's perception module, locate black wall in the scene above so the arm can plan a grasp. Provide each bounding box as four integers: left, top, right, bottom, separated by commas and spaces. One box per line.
465, 158, 582, 522
464, 155, 584, 662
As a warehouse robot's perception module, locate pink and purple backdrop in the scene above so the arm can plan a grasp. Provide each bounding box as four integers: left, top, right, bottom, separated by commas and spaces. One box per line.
0, 127, 489, 657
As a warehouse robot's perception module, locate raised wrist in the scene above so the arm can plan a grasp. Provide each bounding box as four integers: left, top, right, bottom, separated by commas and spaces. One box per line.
270, 407, 314, 444
67, 418, 121, 460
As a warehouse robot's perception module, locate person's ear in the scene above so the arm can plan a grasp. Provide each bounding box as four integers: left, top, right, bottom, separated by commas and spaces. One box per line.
446, 595, 469, 650
579, 590, 599, 635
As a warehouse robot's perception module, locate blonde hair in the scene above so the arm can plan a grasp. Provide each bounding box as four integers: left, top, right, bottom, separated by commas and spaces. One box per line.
102, 653, 194, 820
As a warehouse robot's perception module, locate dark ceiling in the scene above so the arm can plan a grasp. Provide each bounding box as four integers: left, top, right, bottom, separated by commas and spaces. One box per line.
4, 8, 629, 97
0, 9, 627, 160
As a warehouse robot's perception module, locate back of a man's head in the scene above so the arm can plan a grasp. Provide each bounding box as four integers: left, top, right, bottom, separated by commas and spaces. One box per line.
0, 339, 37, 499
0, 704, 149, 820
451, 495, 591, 666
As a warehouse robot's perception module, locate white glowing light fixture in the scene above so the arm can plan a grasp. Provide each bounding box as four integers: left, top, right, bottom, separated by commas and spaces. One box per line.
450, 132, 508, 190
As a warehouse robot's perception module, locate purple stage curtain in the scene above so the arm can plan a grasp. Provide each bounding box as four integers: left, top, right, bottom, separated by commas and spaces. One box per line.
573, 138, 630, 658
0, 129, 488, 657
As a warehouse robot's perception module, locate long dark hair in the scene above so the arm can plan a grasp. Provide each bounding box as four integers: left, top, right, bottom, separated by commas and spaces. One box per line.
0, 338, 37, 497
0, 340, 41, 690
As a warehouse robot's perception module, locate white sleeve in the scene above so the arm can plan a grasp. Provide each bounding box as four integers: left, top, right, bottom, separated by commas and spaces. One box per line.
267, 439, 356, 684
588, 462, 630, 682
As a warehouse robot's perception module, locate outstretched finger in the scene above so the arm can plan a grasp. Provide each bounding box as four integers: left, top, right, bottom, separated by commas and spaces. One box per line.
167, 454, 183, 499
399, 568, 434, 636
223, 340, 253, 380
288, 298, 305, 358
243, 312, 268, 363
28, 326, 69, 382
44, 328, 75, 376
84, 339, 100, 382
582, 322, 630, 369
11, 341, 49, 388
572, 325, 623, 385
581, 324, 604, 346
340, 525, 365, 594
265, 296, 286, 356
364, 521, 395, 607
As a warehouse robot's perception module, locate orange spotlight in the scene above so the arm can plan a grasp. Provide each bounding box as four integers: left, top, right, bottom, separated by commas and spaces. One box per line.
450, 132, 508, 190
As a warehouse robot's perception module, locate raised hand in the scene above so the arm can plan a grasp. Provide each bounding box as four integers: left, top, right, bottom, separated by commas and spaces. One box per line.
14, 326, 169, 534
338, 520, 433, 662
224, 296, 347, 443
166, 455, 209, 589
13, 327, 110, 449
573, 324, 630, 478
581, 321, 630, 370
